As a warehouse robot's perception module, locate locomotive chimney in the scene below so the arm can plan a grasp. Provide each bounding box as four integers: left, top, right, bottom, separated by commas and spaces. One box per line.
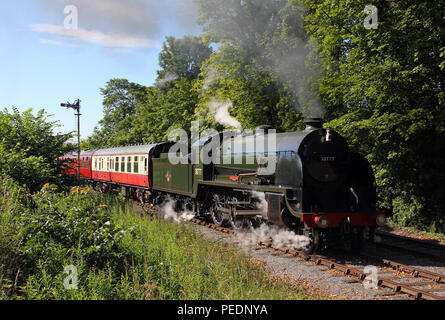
305, 118, 324, 130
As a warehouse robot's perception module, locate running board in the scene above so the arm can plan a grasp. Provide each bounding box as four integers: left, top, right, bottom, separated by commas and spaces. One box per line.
216, 206, 261, 217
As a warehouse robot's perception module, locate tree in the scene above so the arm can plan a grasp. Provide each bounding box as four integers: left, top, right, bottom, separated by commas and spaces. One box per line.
304, 0, 445, 231
85, 79, 148, 148
132, 79, 200, 142
194, 43, 304, 132
193, 0, 309, 132
158, 36, 213, 82
0, 107, 73, 191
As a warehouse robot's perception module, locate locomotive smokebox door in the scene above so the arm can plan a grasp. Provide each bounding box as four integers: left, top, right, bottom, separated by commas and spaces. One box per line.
265, 193, 284, 225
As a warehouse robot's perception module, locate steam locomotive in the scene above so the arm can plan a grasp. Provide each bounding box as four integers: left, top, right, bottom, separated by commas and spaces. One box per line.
60, 118, 386, 253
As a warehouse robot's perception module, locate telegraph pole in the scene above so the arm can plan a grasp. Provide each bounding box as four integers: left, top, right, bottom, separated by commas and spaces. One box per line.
61, 99, 81, 183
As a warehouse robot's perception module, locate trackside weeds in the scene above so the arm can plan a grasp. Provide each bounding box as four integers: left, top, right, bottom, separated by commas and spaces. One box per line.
0, 177, 315, 300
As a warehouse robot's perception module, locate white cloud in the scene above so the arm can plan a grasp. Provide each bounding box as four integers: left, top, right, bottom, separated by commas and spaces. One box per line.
36, 0, 200, 38
39, 38, 82, 48
31, 24, 161, 49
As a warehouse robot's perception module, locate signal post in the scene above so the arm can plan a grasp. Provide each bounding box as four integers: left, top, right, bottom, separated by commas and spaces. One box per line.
60, 99, 81, 183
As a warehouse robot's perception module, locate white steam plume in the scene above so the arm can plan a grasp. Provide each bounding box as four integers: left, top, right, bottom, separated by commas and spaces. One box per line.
156, 72, 179, 88
195, 0, 325, 118
159, 196, 195, 223
209, 98, 243, 130
251, 191, 268, 218
235, 224, 310, 251
235, 191, 310, 251
202, 66, 220, 91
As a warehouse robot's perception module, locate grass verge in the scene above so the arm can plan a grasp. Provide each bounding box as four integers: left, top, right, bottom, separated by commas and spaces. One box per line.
0, 177, 315, 300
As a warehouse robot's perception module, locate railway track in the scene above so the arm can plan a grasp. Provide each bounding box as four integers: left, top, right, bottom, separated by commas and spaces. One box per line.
130, 199, 445, 300
188, 217, 445, 300
373, 230, 445, 262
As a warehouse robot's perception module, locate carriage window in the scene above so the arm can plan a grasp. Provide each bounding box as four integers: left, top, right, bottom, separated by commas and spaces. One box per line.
94, 159, 97, 170
127, 156, 132, 173
121, 157, 125, 172
134, 156, 139, 173
115, 157, 119, 172
144, 158, 148, 173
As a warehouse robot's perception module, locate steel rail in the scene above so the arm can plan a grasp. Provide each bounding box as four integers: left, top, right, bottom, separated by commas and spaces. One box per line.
132, 201, 445, 301
187, 217, 445, 300
373, 231, 445, 262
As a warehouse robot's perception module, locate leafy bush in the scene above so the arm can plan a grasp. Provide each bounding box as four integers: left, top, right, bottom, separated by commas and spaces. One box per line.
0, 177, 312, 300
0, 107, 73, 192
19, 186, 131, 275
0, 178, 132, 298
0, 176, 30, 293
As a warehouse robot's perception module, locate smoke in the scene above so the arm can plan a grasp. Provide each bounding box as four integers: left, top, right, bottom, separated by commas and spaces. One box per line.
235, 191, 310, 251
159, 192, 309, 252
235, 224, 310, 251
202, 66, 220, 91
209, 98, 243, 130
201, 66, 243, 130
268, 41, 325, 118
197, 0, 325, 118
251, 191, 268, 217
156, 72, 179, 89
158, 196, 195, 223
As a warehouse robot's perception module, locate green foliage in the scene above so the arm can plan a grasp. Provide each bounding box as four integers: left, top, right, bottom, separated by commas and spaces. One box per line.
306, 0, 445, 232
194, 43, 305, 132
193, 0, 315, 132
132, 79, 200, 143
85, 79, 148, 148
20, 186, 130, 275
0, 108, 73, 191
84, 1, 444, 233
0, 177, 312, 300
85, 36, 213, 148
0, 176, 30, 292
0, 179, 131, 298
158, 36, 213, 81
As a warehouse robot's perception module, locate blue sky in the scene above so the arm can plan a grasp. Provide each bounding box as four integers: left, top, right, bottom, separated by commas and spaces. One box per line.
0, 0, 202, 139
